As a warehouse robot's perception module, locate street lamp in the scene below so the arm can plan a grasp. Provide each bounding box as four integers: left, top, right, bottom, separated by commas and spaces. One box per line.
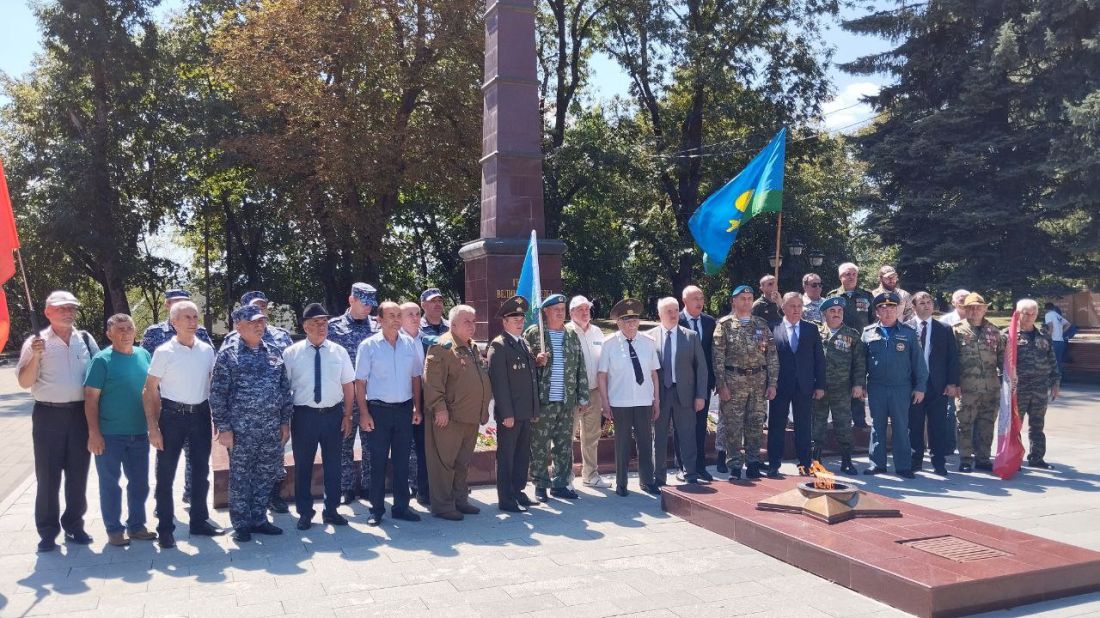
769, 253, 783, 269
809, 250, 825, 267
788, 238, 805, 257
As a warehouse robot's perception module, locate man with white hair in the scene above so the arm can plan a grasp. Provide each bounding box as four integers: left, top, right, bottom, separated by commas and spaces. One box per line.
827, 263, 874, 428
679, 285, 717, 479
1008, 299, 1060, 469
649, 297, 707, 484
939, 289, 970, 326
566, 295, 607, 487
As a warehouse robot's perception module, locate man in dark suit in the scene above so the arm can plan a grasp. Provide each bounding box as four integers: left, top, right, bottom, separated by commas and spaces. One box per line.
651, 297, 709, 485
908, 291, 959, 476
486, 296, 540, 512
767, 292, 826, 477
678, 285, 718, 479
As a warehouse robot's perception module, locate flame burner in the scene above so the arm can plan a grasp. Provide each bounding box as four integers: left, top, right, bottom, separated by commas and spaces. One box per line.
756, 464, 902, 524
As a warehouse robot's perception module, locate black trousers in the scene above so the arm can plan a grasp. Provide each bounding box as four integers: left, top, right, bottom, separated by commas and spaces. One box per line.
291, 404, 344, 518
155, 404, 211, 534
495, 418, 531, 506
368, 400, 413, 516
910, 392, 950, 469
32, 402, 90, 540
412, 420, 428, 499
768, 387, 813, 468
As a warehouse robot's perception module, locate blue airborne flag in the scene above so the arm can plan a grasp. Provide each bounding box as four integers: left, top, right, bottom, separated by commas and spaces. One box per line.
688, 128, 786, 274
515, 230, 543, 327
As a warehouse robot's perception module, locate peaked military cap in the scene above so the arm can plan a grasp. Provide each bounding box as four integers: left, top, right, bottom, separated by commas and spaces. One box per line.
820, 296, 847, 312
240, 290, 269, 306
730, 284, 754, 297
419, 288, 444, 303
873, 291, 900, 308
301, 303, 330, 321
165, 289, 191, 300
963, 292, 987, 307
231, 304, 266, 323
496, 295, 528, 319
540, 294, 567, 310
351, 282, 378, 307
610, 298, 643, 320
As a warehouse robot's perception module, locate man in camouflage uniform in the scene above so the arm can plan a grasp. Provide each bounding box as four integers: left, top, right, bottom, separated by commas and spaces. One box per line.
713, 285, 778, 480
812, 296, 865, 475
953, 293, 1006, 473
210, 305, 293, 542
327, 282, 378, 504
1009, 299, 1061, 470
872, 266, 913, 324
524, 294, 589, 502
827, 262, 875, 428
140, 288, 213, 506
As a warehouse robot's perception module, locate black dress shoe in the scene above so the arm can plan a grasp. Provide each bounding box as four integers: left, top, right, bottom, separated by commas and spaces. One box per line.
766, 466, 782, 479
232, 528, 252, 542
322, 512, 349, 526
516, 492, 536, 507
864, 466, 887, 475
158, 532, 175, 548
715, 452, 729, 474
535, 488, 549, 503
933, 466, 949, 476
745, 464, 762, 479
37, 538, 57, 552
698, 469, 714, 482
615, 486, 628, 497
269, 495, 290, 514
897, 469, 916, 479
975, 461, 994, 471
641, 484, 661, 496
296, 517, 312, 531
958, 462, 973, 473
840, 458, 859, 475
498, 503, 526, 513
189, 521, 226, 536
341, 491, 357, 505
366, 514, 383, 526
1027, 459, 1055, 470
391, 509, 422, 522
65, 530, 93, 545
549, 487, 579, 500
253, 522, 283, 535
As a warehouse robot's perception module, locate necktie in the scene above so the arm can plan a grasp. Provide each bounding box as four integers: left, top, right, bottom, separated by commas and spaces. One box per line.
692, 317, 701, 339
627, 339, 644, 385
662, 330, 673, 388
313, 345, 323, 404
920, 320, 928, 347
789, 323, 799, 353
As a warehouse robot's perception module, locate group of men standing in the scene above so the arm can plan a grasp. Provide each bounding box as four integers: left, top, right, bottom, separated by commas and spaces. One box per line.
15, 260, 1063, 551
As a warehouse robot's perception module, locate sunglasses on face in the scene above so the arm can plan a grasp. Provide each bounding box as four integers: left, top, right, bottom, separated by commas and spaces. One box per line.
806, 282, 822, 287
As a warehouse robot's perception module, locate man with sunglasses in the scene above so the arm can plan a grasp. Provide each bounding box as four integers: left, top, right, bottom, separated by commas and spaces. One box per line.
801, 273, 825, 323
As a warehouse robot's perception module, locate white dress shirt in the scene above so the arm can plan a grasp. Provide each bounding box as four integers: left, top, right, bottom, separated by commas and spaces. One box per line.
567, 321, 605, 388
18, 327, 99, 403
283, 338, 355, 408
782, 319, 800, 352
147, 337, 216, 404
597, 331, 660, 407
939, 310, 962, 326
648, 325, 678, 384
916, 317, 933, 365
355, 331, 423, 403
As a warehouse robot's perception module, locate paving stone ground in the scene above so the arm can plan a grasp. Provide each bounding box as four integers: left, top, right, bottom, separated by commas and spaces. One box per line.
0, 367, 1096, 617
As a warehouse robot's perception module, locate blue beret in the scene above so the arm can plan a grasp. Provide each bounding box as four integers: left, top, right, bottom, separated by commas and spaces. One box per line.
231, 305, 266, 323
730, 285, 753, 297
420, 288, 444, 303
541, 294, 567, 309
240, 291, 269, 306
351, 282, 378, 306
165, 289, 191, 300
873, 292, 900, 308
820, 296, 847, 312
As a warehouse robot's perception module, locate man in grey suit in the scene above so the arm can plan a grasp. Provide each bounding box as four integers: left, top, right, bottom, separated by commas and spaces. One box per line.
650, 297, 709, 485
487, 296, 540, 513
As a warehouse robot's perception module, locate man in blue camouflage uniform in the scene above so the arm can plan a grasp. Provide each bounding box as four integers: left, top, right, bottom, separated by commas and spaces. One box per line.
327, 282, 378, 504
210, 305, 293, 542
415, 288, 450, 505
140, 289, 213, 506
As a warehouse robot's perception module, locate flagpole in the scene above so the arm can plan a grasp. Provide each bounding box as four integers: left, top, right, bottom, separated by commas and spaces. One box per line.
15, 248, 39, 332
531, 230, 546, 353
772, 212, 783, 280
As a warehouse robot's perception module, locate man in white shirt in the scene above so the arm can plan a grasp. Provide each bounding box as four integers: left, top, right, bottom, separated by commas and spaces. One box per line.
649, 298, 707, 485
17, 290, 99, 552
283, 303, 355, 530
597, 299, 661, 497
1044, 302, 1072, 365
142, 300, 223, 548
566, 295, 607, 488
939, 289, 970, 326
356, 301, 424, 526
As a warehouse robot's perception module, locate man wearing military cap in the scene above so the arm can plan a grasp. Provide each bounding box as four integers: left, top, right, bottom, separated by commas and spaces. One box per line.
598, 299, 661, 496
488, 296, 539, 512
952, 293, 1006, 473
220, 291, 294, 354
713, 286, 778, 480
416, 287, 449, 504
328, 282, 379, 504
872, 266, 913, 324
862, 292, 927, 478
812, 296, 865, 474
210, 305, 293, 542
524, 293, 589, 502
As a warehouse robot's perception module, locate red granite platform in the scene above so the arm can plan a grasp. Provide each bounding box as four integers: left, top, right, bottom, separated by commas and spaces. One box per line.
662, 479, 1100, 617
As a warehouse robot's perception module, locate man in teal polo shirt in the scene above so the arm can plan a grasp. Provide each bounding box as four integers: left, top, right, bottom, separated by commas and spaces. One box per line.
84, 314, 158, 546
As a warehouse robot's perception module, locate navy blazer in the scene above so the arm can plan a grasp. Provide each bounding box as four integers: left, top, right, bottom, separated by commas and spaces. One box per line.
679, 310, 716, 391
773, 320, 826, 395
913, 317, 960, 397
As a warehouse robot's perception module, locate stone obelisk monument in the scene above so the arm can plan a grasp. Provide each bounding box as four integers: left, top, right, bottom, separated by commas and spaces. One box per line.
459, 0, 566, 341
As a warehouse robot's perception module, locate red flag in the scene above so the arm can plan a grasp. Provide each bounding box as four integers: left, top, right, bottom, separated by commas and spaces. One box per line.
993, 311, 1024, 480
0, 158, 21, 352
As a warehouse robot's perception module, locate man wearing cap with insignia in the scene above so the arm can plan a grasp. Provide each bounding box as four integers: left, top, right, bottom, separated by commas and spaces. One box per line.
713, 285, 778, 480
220, 291, 294, 354
328, 282, 379, 505
952, 292, 1006, 473
283, 303, 355, 530
524, 293, 590, 502
812, 296, 865, 474
566, 294, 608, 488
872, 265, 913, 324
416, 287, 449, 504
597, 299, 661, 496
862, 292, 927, 478
210, 305, 293, 542
488, 296, 540, 512
140, 288, 212, 507
18, 290, 100, 551
419, 288, 450, 343
827, 262, 875, 429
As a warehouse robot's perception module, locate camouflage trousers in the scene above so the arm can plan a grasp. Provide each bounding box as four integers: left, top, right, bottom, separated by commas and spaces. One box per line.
957, 389, 999, 464
715, 417, 726, 453
229, 428, 282, 530
1017, 385, 1050, 462
340, 408, 418, 493
718, 373, 767, 469
811, 387, 854, 453
530, 401, 572, 489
